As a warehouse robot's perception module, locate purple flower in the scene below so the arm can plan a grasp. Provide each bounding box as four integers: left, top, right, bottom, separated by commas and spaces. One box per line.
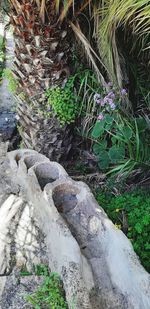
95, 98, 101, 105
106, 98, 116, 110
94, 93, 101, 102
121, 88, 127, 96
100, 99, 105, 106
110, 103, 116, 110
107, 91, 115, 99
107, 82, 113, 87
104, 96, 108, 103
107, 98, 113, 105
97, 113, 104, 121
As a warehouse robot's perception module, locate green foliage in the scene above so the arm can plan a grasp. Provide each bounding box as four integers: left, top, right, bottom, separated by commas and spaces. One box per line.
91, 95, 150, 176
3, 68, 19, 93
26, 271, 67, 309
0, 35, 4, 46
97, 0, 150, 85
0, 35, 5, 59
74, 162, 89, 174
76, 68, 102, 137
46, 67, 100, 130
33, 264, 50, 276
129, 60, 150, 110
19, 264, 49, 277
19, 264, 36, 277
46, 77, 79, 126
23, 264, 67, 309
95, 188, 150, 272
0, 35, 5, 78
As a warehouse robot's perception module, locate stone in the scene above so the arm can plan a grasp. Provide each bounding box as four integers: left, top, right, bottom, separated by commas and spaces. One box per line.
0, 273, 44, 309
0, 139, 150, 309
7, 149, 150, 309
0, 145, 49, 308
0, 112, 17, 141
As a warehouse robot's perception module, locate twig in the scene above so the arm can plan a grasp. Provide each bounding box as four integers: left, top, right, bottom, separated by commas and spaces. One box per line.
71, 173, 106, 181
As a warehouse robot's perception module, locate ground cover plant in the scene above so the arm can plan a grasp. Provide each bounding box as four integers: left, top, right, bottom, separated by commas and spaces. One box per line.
3, 68, 19, 93
0, 35, 5, 79
46, 76, 79, 126
46, 67, 100, 128
22, 264, 67, 309
95, 188, 150, 272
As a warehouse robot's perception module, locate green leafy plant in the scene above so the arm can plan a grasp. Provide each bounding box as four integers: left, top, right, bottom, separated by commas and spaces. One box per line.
74, 162, 89, 174
3, 68, 19, 93
74, 67, 101, 131
26, 272, 67, 309
33, 264, 49, 276
19, 264, 49, 277
91, 87, 150, 176
0, 35, 5, 78
0, 35, 5, 49
19, 264, 33, 277
46, 77, 80, 126
24, 265, 67, 309
95, 188, 150, 272
46, 67, 101, 129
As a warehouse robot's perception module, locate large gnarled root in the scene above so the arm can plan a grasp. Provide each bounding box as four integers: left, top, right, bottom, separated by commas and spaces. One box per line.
8, 149, 150, 309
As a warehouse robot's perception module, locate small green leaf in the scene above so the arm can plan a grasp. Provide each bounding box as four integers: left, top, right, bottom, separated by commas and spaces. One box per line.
93, 141, 107, 154
135, 223, 142, 234
105, 122, 113, 131
111, 136, 117, 145
109, 145, 125, 163
145, 243, 150, 250
91, 120, 105, 138
122, 126, 132, 139
136, 117, 148, 132
98, 150, 110, 169
105, 115, 113, 124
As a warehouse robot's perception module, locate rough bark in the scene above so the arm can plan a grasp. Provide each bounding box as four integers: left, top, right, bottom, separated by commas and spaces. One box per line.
9, 1, 73, 161
7, 149, 150, 309
17, 97, 73, 161
10, 1, 71, 96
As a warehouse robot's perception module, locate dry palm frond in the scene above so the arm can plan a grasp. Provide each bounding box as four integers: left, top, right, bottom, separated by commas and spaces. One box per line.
111, 29, 123, 88
55, 0, 61, 13
58, 0, 74, 22
35, 0, 40, 9
9, 0, 21, 14
75, 0, 92, 17
39, 0, 46, 23
58, 0, 92, 23
70, 21, 107, 88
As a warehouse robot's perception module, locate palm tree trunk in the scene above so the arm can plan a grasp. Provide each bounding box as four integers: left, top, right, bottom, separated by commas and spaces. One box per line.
9, 1, 73, 161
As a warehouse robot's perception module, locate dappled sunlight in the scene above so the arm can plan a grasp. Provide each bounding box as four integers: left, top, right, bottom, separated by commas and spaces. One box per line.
0, 195, 46, 276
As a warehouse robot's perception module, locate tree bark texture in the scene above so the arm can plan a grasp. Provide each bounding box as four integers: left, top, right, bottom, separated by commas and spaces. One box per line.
9, 1, 73, 161
10, 1, 71, 96
17, 97, 73, 161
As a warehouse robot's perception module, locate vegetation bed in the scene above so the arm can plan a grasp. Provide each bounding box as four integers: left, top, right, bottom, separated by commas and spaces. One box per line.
95, 188, 150, 272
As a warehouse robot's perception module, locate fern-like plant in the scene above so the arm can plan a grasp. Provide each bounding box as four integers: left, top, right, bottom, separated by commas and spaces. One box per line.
94, 0, 150, 87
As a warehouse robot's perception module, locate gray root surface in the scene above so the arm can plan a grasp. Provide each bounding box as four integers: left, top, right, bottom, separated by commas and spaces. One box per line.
0, 144, 49, 308
7, 149, 150, 309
